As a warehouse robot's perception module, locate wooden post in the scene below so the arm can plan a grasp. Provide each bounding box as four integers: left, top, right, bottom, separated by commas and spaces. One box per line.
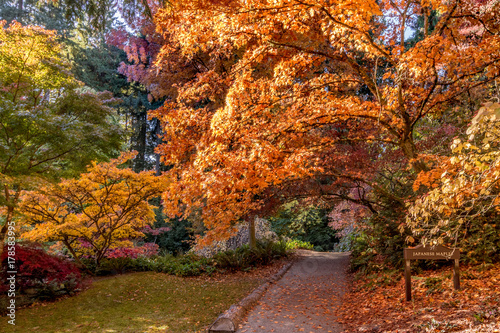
405, 259, 411, 301
404, 245, 459, 301
453, 259, 460, 290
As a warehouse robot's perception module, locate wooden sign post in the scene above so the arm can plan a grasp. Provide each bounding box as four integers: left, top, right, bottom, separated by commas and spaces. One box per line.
403, 244, 460, 301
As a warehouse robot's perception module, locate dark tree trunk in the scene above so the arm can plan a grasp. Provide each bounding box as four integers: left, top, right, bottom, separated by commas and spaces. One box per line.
132, 111, 148, 172
248, 217, 256, 249
154, 118, 161, 176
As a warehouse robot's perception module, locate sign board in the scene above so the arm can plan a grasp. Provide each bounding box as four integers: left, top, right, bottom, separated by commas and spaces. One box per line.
404, 244, 460, 301
404, 244, 460, 260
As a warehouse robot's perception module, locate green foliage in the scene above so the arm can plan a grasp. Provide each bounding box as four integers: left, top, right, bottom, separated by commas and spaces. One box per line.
48, 0, 151, 32
148, 212, 194, 255
269, 203, 339, 251
212, 239, 288, 271
284, 239, 314, 250
66, 33, 163, 173
151, 253, 214, 277
69, 40, 165, 173
69, 42, 128, 95
84, 240, 290, 277
459, 218, 500, 264
0, 22, 124, 181
0, 90, 123, 177
349, 213, 408, 274
0, 0, 74, 37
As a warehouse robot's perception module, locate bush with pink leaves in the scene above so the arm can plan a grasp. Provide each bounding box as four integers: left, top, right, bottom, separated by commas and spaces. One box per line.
95, 243, 160, 274
105, 243, 159, 259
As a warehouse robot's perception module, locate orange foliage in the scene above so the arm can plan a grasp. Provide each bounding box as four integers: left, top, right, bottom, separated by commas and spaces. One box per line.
338, 262, 500, 331
134, 0, 500, 245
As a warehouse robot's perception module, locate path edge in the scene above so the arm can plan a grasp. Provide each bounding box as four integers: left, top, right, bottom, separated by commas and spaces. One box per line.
207, 259, 295, 332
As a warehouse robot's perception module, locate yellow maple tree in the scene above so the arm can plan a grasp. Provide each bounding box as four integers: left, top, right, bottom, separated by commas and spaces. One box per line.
0, 21, 124, 256
19, 152, 166, 265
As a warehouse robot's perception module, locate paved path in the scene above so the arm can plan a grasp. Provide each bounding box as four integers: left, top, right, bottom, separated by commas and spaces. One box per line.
237, 250, 350, 333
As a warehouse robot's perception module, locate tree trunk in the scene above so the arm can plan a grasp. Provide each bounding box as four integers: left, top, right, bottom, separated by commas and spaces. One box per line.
132, 111, 147, 172
16, 0, 24, 23
62, 239, 84, 267
155, 118, 161, 176
0, 223, 8, 259
248, 217, 256, 249
155, 153, 161, 176
401, 138, 428, 174
0, 206, 16, 258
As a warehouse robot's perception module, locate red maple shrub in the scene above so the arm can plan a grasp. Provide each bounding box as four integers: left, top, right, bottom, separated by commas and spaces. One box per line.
0, 244, 83, 300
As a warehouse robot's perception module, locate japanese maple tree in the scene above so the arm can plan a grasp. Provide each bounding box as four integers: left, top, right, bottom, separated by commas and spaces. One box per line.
107, 0, 500, 247
0, 21, 124, 256
19, 152, 166, 266
406, 103, 500, 261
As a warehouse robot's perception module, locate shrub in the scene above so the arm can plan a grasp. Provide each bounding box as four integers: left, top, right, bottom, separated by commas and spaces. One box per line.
90, 243, 161, 275
129, 257, 159, 272
284, 239, 314, 250
0, 244, 83, 301
79, 240, 290, 277
269, 203, 339, 251
212, 239, 290, 271
272, 239, 289, 257
150, 254, 214, 276
146, 216, 194, 255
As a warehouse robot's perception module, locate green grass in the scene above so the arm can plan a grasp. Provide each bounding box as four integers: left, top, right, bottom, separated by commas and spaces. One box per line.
0, 271, 264, 333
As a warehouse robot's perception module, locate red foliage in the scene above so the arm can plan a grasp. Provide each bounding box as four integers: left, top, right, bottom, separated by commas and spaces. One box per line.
0, 244, 82, 292
141, 225, 171, 236
104, 242, 159, 259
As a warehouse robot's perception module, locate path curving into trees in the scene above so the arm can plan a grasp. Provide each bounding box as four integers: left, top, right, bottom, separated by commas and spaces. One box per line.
237, 250, 350, 333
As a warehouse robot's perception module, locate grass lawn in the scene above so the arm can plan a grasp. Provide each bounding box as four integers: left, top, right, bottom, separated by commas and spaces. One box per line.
0, 271, 268, 333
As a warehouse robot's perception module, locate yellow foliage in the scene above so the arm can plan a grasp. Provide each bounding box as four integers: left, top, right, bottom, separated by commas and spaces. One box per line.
19, 152, 167, 264
407, 104, 500, 247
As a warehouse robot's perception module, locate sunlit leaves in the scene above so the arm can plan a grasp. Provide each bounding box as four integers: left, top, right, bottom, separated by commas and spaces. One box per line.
0, 21, 124, 256
19, 152, 168, 264
0, 20, 74, 102
117, 0, 500, 247
406, 103, 500, 247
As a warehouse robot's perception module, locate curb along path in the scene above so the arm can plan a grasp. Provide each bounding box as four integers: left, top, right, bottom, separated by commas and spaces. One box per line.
237, 250, 350, 333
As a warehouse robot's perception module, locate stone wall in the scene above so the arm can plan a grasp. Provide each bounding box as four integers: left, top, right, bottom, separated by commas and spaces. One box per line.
194, 217, 278, 257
